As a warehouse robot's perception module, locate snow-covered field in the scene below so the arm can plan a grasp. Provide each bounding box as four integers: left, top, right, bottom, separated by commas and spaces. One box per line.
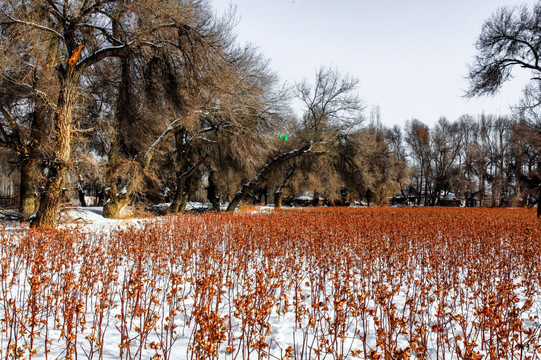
0, 207, 540, 359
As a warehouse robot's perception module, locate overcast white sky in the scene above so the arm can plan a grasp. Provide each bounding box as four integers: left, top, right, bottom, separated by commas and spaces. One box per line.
211, 0, 535, 127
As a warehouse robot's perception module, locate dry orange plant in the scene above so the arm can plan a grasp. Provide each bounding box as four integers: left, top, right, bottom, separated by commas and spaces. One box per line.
0, 207, 540, 359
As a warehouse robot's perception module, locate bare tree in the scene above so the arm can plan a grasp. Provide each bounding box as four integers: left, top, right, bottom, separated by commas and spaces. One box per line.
1, 1, 125, 226
466, 1, 541, 97
513, 83, 541, 215
1, 0, 238, 226
343, 125, 408, 205
455, 115, 483, 205
467, 1, 541, 216
405, 120, 431, 205
296, 66, 364, 143
225, 66, 364, 211
430, 117, 464, 205
0, 1, 58, 217
0, 77, 49, 217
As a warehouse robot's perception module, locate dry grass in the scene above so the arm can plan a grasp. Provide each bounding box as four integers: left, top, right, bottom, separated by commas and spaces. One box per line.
1, 207, 540, 359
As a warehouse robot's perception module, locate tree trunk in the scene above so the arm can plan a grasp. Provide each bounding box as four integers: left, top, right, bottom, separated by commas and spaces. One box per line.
32, 175, 65, 228
417, 164, 424, 206
262, 187, 268, 205
274, 191, 284, 209
103, 55, 133, 219
103, 192, 130, 218
97, 187, 105, 206
179, 175, 198, 213
478, 175, 485, 207
19, 156, 36, 218
19, 103, 45, 218
103, 124, 124, 219
170, 128, 188, 214
538, 189, 541, 218
424, 175, 430, 206
170, 162, 204, 213
169, 176, 186, 213
31, 68, 79, 228
78, 185, 87, 207
366, 189, 372, 207
274, 166, 307, 206
207, 170, 220, 212
179, 192, 190, 213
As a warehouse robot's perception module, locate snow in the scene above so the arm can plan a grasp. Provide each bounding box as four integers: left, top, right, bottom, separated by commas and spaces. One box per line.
0, 207, 540, 359
148, 202, 221, 213
58, 206, 133, 230
295, 191, 313, 201
441, 193, 460, 201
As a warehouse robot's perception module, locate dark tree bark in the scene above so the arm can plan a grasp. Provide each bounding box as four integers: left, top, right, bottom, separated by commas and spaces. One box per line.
170, 162, 204, 213
103, 56, 131, 219
19, 156, 36, 217
274, 168, 296, 209
537, 191, 541, 219
263, 187, 268, 205
178, 174, 198, 213
169, 176, 186, 214
169, 128, 188, 213
169, 128, 205, 214
19, 104, 46, 217
207, 169, 220, 212
32, 66, 80, 228
77, 185, 87, 207
0, 96, 46, 218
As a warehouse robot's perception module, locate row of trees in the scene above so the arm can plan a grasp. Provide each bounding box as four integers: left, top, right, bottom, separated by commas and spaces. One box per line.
0, 0, 409, 227
465, 0, 541, 216
0, 1, 540, 227
404, 113, 540, 207
401, 0, 541, 214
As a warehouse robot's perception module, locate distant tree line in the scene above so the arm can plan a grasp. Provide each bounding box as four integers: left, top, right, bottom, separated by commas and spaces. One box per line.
403, 113, 540, 208
0, 0, 540, 227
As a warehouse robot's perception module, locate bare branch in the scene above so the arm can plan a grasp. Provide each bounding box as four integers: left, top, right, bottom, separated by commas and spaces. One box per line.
72, 126, 98, 134
77, 43, 131, 71
467, 3, 541, 97
4, 14, 64, 40
143, 118, 184, 170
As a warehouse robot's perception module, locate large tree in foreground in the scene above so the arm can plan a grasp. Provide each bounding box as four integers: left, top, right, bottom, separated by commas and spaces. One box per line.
467, 0, 541, 217
0, 66, 49, 217
1, 1, 128, 227
1, 0, 221, 227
